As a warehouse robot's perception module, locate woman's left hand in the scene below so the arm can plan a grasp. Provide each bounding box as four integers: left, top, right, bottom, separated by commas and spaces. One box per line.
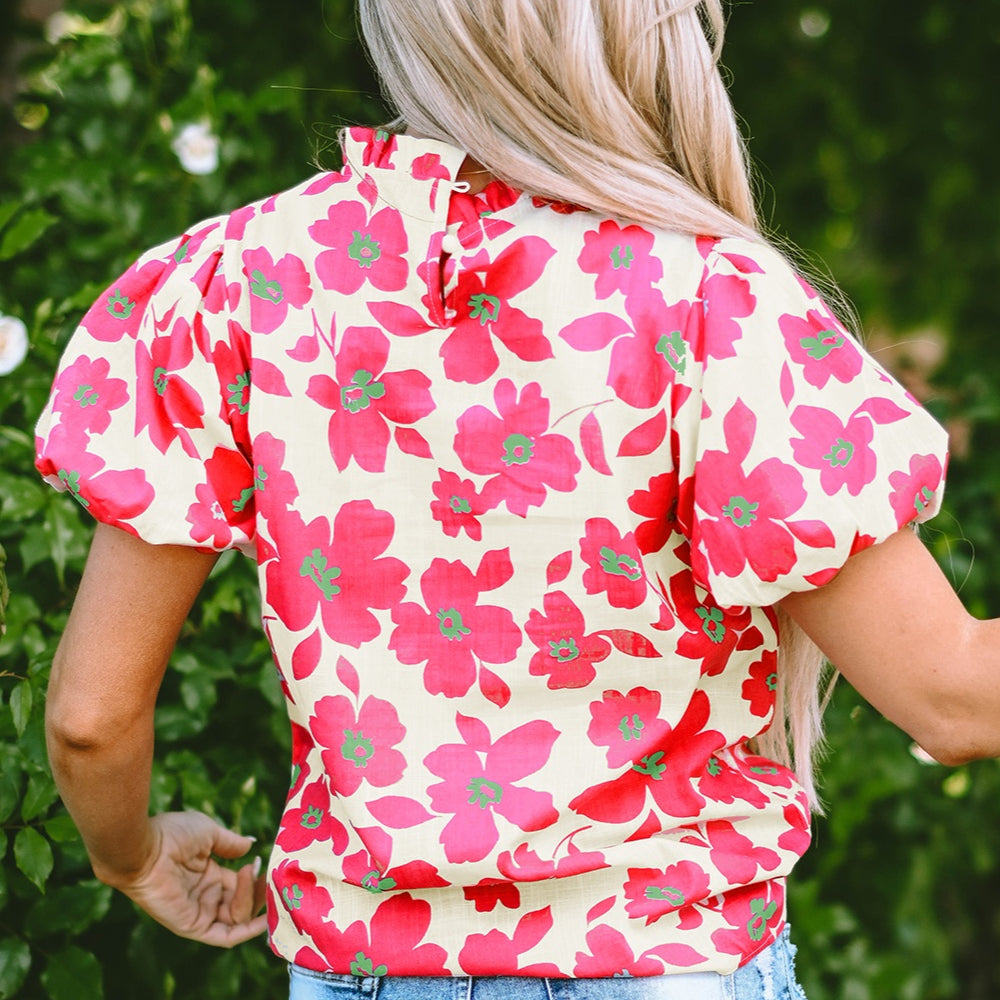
105, 811, 268, 948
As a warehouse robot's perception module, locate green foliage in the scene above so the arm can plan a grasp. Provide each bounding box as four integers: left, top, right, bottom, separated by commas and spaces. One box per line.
1, 1, 998, 998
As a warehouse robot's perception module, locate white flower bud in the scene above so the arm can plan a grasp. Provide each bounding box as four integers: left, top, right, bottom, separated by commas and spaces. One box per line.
171, 122, 220, 176
0, 314, 28, 375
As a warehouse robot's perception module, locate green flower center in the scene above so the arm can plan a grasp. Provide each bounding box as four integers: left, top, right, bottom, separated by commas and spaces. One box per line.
618, 714, 645, 742
249, 269, 284, 303
348, 232, 382, 269
300, 549, 342, 600
722, 495, 759, 527
610, 244, 635, 270
437, 607, 471, 641
599, 546, 642, 581
73, 385, 100, 408
501, 432, 534, 466
466, 777, 504, 809
800, 330, 845, 360
644, 885, 685, 905
823, 437, 854, 468
468, 293, 502, 325
695, 606, 726, 644
655, 330, 687, 375
449, 495, 472, 514
548, 637, 580, 662
341, 369, 386, 414
341, 729, 375, 768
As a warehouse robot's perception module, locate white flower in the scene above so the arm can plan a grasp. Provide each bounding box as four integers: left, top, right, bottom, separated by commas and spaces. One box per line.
0, 314, 28, 376
172, 122, 220, 176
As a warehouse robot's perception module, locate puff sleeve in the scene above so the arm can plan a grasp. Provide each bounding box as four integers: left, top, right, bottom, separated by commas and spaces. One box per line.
34, 218, 258, 554
679, 238, 949, 608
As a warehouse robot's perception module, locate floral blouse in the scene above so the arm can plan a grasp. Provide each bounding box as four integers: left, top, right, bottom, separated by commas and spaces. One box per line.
36, 128, 948, 977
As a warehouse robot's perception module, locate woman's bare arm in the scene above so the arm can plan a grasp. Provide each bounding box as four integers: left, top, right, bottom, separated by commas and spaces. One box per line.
46, 522, 266, 946
780, 528, 999, 766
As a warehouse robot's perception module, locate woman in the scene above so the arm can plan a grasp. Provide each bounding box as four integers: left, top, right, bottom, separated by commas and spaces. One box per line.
35, 2, 981, 998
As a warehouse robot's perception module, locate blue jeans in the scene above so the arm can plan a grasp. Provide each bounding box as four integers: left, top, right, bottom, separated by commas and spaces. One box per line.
288, 927, 807, 1000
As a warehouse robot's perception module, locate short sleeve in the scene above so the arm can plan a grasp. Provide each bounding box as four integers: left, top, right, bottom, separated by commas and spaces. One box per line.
680, 237, 949, 608
34, 218, 258, 554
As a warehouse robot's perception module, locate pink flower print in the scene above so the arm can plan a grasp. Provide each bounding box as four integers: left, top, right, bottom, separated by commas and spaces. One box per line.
694, 269, 755, 362
559, 295, 693, 409
306, 325, 434, 472
310, 200, 409, 296
51, 355, 129, 436
241, 247, 312, 335
425, 715, 559, 864
264, 501, 408, 648
275, 775, 350, 854
358, 127, 398, 168
430, 469, 488, 541
309, 894, 450, 976
569, 689, 725, 823
455, 379, 580, 516
272, 859, 335, 937
742, 650, 778, 718
889, 453, 944, 527
692, 399, 810, 584
310, 693, 407, 797
458, 907, 563, 976
573, 925, 666, 978
250, 431, 299, 517
445, 183, 519, 250
779, 309, 864, 389
524, 591, 611, 689
342, 826, 449, 894
133, 317, 207, 457
666, 571, 754, 678
497, 832, 609, 881
623, 860, 712, 925
580, 518, 647, 609
81, 259, 166, 343
578, 219, 664, 300
185, 447, 255, 549
790, 406, 877, 496
440, 237, 556, 383
710, 883, 785, 957
704, 821, 781, 885
389, 550, 522, 698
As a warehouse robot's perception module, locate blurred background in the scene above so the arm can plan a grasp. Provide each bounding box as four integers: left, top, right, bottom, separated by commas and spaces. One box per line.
1, 1, 999, 997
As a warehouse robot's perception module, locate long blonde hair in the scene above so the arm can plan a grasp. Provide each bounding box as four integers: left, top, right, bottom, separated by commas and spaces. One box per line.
358, 0, 829, 804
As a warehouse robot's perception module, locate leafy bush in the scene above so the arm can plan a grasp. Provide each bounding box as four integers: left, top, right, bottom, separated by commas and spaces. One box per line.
1, 2, 999, 998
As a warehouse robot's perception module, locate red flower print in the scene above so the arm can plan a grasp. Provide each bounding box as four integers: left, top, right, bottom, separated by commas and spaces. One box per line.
133, 316, 207, 457
790, 406, 877, 496
628, 468, 689, 556
497, 832, 609, 881
703, 821, 781, 885
310, 693, 407, 797
573, 925, 666, 978
692, 399, 815, 585
308, 894, 450, 976
777, 800, 812, 856
697, 753, 768, 810
559, 294, 693, 409
251, 431, 299, 517
463, 879, 521, 912
241, 247, 312, 335
275, 775, 350, 854
889, 453, 944, 528
710, 882, 785, 958
264, 501, 408, 648
623, 860, 712, 925
779, 308, 864, 389
458, 907, 563, 976
524, 591, 611, 689
445, 183, 519, 251
306, 324, 434, 472
342, 826, 449, 894
188, 446, 255, 546
578, 219, 664, 300
580, 518, 647, 609
357, 127, 398, 168
569, 689, 725, 823
51, 355, 129, 436
389, 549, 522, 698
439, 237, 556, 383
455, 379, 580, 516
310, 200, 409, 296
425, 714, 559, 864
742, 650, 778, 718
272, 859, 335, 938
430, 469, 488, 541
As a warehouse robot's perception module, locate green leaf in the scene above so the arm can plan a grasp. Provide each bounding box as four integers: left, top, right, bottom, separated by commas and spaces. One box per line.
0, 477, 47, 522
26, 882, 113, 937
9, 681, 32, 739
0, 769, 20, 824
21, 770, 59, 822
0, 939, 31, 1000
0, 208, 58, 260
0, 202, 20, 233
43, 813, 79, 844
41, 946, 103, 1000
14, 827, 54, 893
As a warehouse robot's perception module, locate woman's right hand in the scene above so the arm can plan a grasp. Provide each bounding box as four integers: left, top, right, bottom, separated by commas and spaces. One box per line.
100, 811, 268, 948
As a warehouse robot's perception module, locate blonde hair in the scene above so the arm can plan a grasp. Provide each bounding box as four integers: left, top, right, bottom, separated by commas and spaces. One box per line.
358, 0, 828, 804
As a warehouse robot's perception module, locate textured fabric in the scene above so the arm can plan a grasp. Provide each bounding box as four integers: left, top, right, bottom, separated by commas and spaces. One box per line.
36, 127, 947, 977
287, 926, 807, 998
